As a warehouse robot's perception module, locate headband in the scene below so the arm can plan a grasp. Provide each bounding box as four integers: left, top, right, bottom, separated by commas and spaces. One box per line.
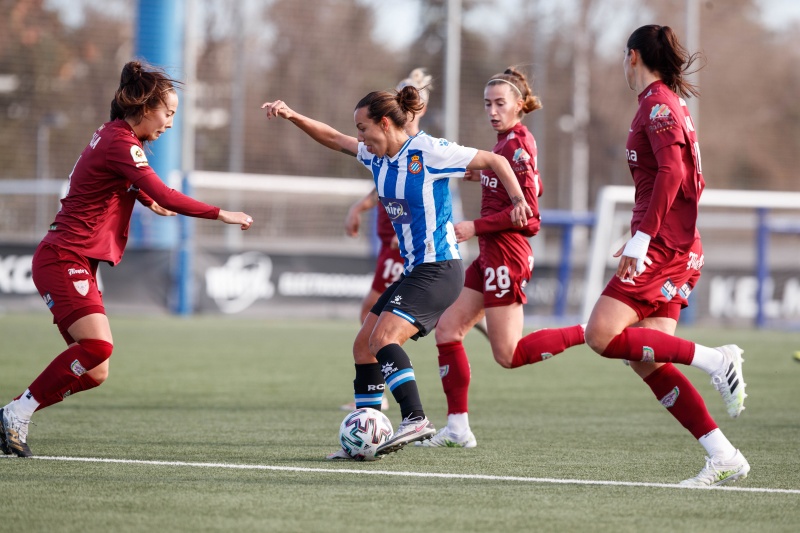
487, 78, 522, 97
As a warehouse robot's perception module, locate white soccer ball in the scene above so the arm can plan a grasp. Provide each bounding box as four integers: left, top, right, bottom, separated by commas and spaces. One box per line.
338, 407, 394, 461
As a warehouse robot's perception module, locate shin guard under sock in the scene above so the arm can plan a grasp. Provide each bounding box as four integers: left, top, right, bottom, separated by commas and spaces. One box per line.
602, 328, 694, 365
35, 373, 102, 412
511, 325, 585, 368
352, 363, 386, 410
375, 343, 423, 419
28, 339, 113, 402
643, 363, 717, 439
436, 341, 470, 415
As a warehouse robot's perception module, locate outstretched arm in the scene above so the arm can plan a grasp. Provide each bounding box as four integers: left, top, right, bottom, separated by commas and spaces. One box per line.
467, 150, 533, 227
262, 100, 359, 157
345, 188, 379, 237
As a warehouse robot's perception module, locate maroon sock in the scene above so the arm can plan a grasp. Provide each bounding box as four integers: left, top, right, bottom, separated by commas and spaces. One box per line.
28, 339, 113, 402
34, 373, 102, 412
602, 328, 695, 365
436, 341, 471, 415
510, 325, 585, 368
643, 363, 717, 439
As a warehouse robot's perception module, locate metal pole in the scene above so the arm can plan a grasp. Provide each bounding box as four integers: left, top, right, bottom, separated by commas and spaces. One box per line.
444, 0, 461, 141
685, 0, 700, 125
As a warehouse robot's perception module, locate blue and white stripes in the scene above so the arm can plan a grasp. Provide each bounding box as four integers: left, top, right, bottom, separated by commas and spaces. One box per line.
354, 393, 384, 409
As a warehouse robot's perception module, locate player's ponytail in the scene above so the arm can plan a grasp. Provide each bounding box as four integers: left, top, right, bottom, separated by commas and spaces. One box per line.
110, 61, 182, 122
626, 25, 705, 98
355, 87, 424, 129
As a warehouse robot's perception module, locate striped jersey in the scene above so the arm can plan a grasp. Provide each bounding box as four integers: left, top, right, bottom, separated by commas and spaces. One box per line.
356, 133, 477, 273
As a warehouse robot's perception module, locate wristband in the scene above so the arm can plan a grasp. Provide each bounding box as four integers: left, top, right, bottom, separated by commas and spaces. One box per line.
622, 230, 651, 273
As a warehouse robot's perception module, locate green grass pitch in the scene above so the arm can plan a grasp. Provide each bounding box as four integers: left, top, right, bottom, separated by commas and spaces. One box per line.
1, 313, 799, 532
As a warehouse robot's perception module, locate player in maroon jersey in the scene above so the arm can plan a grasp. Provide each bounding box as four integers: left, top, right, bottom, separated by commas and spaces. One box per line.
504, 26, 750, 486
416, 67, 549, 448
0, 61, 253, 457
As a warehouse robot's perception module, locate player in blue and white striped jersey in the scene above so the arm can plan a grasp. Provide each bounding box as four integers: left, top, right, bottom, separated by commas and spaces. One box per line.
262, 87, 531, 458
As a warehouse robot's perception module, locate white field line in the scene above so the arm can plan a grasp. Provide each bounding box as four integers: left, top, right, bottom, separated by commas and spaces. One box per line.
25, 456, 800, 495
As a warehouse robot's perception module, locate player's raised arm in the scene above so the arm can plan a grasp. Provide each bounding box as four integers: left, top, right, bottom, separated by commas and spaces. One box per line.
262, 100, 358, 157
467, 150, 533, 227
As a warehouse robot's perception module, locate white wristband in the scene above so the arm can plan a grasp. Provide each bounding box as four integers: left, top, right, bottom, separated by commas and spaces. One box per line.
622, 230, 651, 273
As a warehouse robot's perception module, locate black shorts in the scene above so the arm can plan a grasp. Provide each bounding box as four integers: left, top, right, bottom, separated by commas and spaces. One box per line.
370, 259, 464, 339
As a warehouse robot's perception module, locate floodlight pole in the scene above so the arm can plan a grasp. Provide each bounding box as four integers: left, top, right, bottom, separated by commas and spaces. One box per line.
685, 0, 700, 125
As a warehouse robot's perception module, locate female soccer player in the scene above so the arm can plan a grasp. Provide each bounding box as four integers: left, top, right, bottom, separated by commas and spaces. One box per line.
504, 26, 750, 486
0, 61, 254, 458
417, 67, 548, 448
262, 86, 532, 457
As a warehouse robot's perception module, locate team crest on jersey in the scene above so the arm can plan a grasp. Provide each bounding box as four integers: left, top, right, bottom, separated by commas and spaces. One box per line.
130, 145, 149, 168
408, 155, 422, 174
649, 103, 677, 133
73, 279, 90, 296
512, 148, 531, 163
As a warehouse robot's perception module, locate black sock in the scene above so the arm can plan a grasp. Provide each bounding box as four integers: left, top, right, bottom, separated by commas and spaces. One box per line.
352, 363, 385, 410
375, 343, 424, 419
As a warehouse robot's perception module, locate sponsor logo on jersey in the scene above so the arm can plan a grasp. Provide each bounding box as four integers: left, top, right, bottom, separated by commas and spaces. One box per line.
67, 268, 89, 276
381, 198, 412, 224
391, 294, 402, 305
72, 279, 89, 296
70, 359, 87, 377
649, 103, 671, 120
660, 386, 680, 408
480, 173, 499, 189
512, 148, 531, 163
130, 145, 149, 168
661, 278, 677, 301
495, 289, 510, 298
408, 154, 422, 174
42, 292, 54, 309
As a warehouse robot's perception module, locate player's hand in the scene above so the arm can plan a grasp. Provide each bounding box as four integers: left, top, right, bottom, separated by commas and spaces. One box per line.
218, 210, 253, 230
148, 202, 176, 217
614, 231, 652, 281
454, 221, 476, 242
510, 198, 533, 228
261, 100, 293, 120
463, 169, 481, 182
390, 235, 399, 250
344, 207, 361, 237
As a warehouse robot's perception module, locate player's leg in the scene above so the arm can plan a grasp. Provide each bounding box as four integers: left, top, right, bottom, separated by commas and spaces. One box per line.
2, 246, 114, 457
632, 314, 749, 485
421, 286, 484, 448
346, 311, 387, 412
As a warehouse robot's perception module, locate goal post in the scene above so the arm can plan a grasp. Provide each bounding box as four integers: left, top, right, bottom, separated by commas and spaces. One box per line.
583, 185, 800, 326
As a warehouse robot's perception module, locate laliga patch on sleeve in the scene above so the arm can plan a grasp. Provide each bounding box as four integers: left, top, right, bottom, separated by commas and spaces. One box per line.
130, 145, 149, 168
648, 103, 677, 133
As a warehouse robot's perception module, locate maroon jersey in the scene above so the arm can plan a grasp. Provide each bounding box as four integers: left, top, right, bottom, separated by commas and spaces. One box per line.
474, 122, 542, 237
376, 205, 396, 247
626, 80, 705, 251
42, 120, 219, 265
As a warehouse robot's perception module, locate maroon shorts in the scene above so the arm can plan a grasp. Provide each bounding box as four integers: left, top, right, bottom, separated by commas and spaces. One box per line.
371, 243, 404, 293
464, 232, 533, 308
602, 237, 703, 321
31, 242, 105, 337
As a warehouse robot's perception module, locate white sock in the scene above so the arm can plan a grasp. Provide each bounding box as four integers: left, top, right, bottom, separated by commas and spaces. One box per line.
447, 413, 469, 435
690, 344, 724, 375
699, 428, 737, 461
13, 389, 39, 420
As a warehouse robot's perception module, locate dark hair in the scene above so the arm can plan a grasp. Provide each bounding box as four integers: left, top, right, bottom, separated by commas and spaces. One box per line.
355, 86, 426, 128
626, 25, 705, 98
486, 67, 542, 115
110, 61, 182, 122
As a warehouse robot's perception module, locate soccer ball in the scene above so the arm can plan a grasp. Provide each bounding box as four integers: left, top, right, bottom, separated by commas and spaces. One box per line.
338, 407, 393, 461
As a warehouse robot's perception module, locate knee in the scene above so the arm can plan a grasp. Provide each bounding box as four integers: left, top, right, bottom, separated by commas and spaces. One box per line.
88, 364, 109, 384
583, 326, 610, 355
78, 338, 114, 360
352, 334, 374, 364
434, 318, 463, 345
495, 355, 514, 369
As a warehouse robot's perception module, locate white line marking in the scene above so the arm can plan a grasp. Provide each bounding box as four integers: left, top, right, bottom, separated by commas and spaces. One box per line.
22, 456, 799, 495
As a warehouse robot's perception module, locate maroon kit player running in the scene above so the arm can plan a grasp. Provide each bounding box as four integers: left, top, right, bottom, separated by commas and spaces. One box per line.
417, 67, 547, 448
0, 61, 253, 457
503, 26, 750, 486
